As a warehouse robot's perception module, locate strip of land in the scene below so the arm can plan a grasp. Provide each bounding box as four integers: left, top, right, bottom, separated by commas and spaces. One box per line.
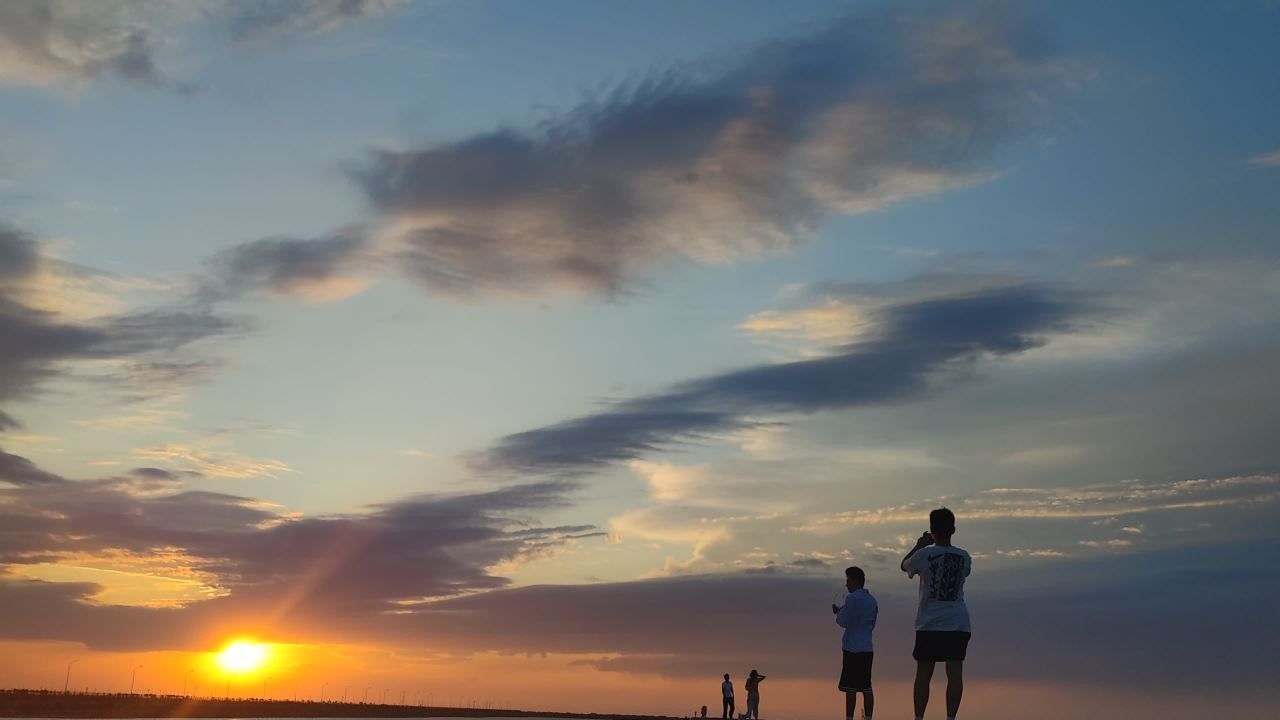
0, 690, 687, 719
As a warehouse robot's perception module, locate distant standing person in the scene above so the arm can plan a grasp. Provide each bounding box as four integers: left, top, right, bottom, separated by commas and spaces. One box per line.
833, 566, 877, 719
743, 669, 766, 719
721, 674, 734, 719
901, 508, 972, 720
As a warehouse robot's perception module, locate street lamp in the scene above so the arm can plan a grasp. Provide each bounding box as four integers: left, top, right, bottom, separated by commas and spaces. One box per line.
343, 686, 349, 703
382, 688, 389, 704
363, 686, 370, 703
64, 659, 79, 693
129, 665, 143, 695
263, 676, 272, 698
183, 669, 194, 697
321, 682, 329, 702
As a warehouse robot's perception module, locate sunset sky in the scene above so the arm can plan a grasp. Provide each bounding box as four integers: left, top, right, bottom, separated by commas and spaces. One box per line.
1, 1, 1278, 718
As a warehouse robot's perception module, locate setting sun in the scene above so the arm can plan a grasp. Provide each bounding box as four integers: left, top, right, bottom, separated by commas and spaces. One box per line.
216, 641, 272, 674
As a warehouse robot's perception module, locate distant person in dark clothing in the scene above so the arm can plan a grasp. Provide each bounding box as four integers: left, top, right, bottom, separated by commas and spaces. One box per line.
834, 565, 877, 719
901, 508, 972, 720
701, 705, 707, 719
743, 669, 766, 719
721, 674, 734, 719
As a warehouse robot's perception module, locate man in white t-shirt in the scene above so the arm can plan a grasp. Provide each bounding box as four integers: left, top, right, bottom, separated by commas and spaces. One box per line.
901, 508, 972, 720
721, 673, 734, 719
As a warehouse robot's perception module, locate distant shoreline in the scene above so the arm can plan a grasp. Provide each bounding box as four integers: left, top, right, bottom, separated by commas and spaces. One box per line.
0, 690, 688, 719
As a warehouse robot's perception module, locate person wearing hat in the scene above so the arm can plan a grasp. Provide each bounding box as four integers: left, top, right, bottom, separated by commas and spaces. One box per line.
901, 508, 972, 720
743, 669, 766, 719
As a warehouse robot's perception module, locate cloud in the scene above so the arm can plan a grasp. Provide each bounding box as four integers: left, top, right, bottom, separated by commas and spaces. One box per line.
0, 450, 1275, 700
792, 474, 1280, 533
229, 0, 399, 43
0, 448, 593, 632
476, 283, 1084, 475
1248, 150, 1280, 167
197, 227, 371, 303
0, 0, 168, 89
131, 443, 292, 479
0, 1, 402, 92
0, 223, 235, 429
352, 3, 1067, 298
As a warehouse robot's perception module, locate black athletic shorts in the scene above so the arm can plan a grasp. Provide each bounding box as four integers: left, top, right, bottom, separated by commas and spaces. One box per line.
913, 631, 971, 662
838, 651, 873, 692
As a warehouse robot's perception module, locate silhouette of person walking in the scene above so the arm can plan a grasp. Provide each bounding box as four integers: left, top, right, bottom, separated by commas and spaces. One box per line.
743, 669, 766, 719
834, 565, 877, 719
721, 674, 734, 719
901, 508, 972, 720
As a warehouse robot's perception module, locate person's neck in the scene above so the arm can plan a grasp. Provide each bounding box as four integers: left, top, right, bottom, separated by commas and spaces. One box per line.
933, 538, 954, 547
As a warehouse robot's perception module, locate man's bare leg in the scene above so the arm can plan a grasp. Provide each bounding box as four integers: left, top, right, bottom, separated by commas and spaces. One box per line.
945, 661, 963, 718
913, 662, 934, 718
860, 689, 873, 718
844, 691, 856, 719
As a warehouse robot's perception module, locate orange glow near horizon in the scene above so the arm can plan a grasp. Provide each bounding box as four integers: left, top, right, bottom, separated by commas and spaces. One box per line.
215, 640, 272, 675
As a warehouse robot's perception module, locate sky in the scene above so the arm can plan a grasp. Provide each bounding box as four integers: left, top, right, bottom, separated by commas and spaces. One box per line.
1, 1, 1279, 718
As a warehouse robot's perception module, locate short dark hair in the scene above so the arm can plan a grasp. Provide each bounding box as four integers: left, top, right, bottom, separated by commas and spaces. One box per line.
930, 507, 956, 536
845, 566, 865, 585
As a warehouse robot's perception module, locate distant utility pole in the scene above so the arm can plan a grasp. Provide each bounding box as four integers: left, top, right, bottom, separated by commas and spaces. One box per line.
321, 682, 329, 702
64, 659, 79, 693
183, 669, 194, 697
129, 665, 143, 695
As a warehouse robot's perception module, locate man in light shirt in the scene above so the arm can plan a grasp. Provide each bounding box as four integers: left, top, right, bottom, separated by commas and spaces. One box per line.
833, 565, 877, 719
901, 508, 972, 720
721, 673, 734, 719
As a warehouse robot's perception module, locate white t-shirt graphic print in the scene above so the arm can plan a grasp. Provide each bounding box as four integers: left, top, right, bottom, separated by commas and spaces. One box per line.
903, 545, 972, 632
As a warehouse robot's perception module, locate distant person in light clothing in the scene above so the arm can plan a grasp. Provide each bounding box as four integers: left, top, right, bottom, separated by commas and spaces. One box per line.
833, 565, 877, 719
901, 508, 972, 720
743, 669, 766, 719
721, 674, 734, 719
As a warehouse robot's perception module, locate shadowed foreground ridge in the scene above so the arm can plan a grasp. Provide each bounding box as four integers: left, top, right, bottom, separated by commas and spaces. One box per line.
0, 689, 684, 719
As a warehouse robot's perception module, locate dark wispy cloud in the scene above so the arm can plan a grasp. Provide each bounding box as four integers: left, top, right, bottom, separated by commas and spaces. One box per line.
229, 0, 399, 43
0, 449, 596, 634
349, 3, 1066, 298
197, 227, 371, 303
1, 537, 1273, 696
383, 546, 1277, 692
0, 223, 235, 429
477, 283, 1085, 475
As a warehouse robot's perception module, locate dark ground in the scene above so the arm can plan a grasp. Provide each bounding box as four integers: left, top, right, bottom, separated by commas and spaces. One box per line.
0, 689, 688, 719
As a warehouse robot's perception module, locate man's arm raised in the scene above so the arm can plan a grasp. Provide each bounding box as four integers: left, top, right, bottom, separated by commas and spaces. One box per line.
901, 531, 933, 574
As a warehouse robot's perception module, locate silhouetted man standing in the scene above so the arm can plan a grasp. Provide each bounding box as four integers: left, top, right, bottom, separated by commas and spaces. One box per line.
901, 508, 972, 720
743, 669, 766, 719
834, 566, 877, 719
721, 674, 734, 719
